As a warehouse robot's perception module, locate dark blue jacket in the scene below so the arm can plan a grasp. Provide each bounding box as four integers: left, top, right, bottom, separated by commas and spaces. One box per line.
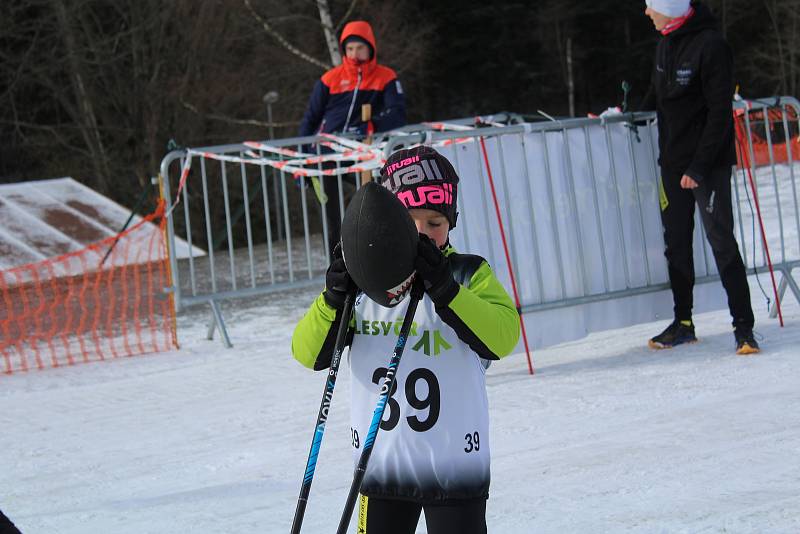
299, 21, 406, 137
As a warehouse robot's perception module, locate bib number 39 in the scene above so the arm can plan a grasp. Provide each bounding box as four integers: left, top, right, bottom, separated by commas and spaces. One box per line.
372, 367, 440, 432
464, 431, 480, 453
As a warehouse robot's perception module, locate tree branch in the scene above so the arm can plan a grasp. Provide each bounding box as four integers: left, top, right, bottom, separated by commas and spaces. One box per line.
180, 99, 299, 128
243, 0, 330, 70
334, 0, 360, 33
0, 118, 93, 156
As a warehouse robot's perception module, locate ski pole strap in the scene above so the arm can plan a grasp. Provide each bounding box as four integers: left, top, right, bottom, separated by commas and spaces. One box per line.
310, 176, 328, 204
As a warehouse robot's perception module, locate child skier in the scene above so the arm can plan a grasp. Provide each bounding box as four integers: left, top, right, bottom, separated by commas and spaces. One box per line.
292, 146, 521, 534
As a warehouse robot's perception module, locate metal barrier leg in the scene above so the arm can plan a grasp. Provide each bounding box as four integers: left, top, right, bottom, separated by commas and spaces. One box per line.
207, 300, 233, 348
769, 267, 800, 319
770, 274, 788, 319
782, 267, 800, 305
207, 316, 216, 340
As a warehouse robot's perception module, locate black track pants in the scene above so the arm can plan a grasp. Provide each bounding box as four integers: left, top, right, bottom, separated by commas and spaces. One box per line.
322, 173, 342, 256
659, 166, 754, 329
321, 172, 359, 256
357, 494, 487, 534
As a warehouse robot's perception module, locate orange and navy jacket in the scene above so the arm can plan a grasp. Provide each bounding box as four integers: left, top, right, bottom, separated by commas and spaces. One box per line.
299, 21, 406, 137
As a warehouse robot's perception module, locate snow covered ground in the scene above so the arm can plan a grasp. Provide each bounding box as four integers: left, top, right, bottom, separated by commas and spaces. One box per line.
2, 161, 800, 533
2, 275, 799, 533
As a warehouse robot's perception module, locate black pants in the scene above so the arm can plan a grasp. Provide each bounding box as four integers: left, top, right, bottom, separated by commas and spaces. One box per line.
357, 495, 487, 534
660, 167, 754, 329
322, 172, 358, 256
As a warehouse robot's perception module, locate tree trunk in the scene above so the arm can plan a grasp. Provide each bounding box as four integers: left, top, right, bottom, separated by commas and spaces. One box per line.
317, 0, 342, 65
567, 37, 575, 117
790, 1, 798, 95
763, 0, 788, 95
52, 0, 112, 193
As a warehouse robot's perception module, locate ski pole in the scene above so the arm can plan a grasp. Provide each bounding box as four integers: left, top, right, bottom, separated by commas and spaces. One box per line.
99, 178, 154, 268
290, 289, 357, 534
336, 279, 424, 534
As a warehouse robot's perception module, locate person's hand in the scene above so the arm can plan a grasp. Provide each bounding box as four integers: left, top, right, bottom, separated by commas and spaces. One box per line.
414, 234, 459, 307
599, 106, 623, 118
323, 243, 356, 310
680, 174, 698, 189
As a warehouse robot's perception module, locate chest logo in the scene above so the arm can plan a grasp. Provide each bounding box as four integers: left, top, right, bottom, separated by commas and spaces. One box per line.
353, 319, 452, 356
411, 330, 452, 356
675, 68, 693, 86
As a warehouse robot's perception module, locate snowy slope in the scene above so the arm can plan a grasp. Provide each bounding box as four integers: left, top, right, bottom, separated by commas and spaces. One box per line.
0, 178, 203, 271
1, 277, 798, 533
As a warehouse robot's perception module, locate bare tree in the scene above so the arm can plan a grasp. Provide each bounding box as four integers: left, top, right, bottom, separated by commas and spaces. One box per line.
0, 0, 432, 246
725, 0, 800, 96
317, 0, 342, 65
759, 0, 800, 95
243, 0, 331, 70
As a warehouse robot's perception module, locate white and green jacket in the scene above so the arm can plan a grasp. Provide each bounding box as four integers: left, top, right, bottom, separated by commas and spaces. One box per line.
292, 246, 520, 503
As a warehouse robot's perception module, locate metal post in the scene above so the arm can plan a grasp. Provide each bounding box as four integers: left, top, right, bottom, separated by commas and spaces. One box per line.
263, 91, 283, 241
541, 130, 568, 299
220, 161, 237, 291
604, 122, 632, 288
449, 145, 472, 253
624, 122, 652, 285
159, 154, 183, 311
181, 173, 197, 296
584, 125, 610, 293
561, 127, 589, 295
259, 157, 276, 284
200, 158, 218, 294
240, 155, 257, 287
761, 106, 786, 263
518, 132, 545, 301
779, 105, 800, 254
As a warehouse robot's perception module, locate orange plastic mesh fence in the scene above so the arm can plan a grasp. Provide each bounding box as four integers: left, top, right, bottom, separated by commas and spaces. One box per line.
0, 202, 177, 374
736, 106, 800, 168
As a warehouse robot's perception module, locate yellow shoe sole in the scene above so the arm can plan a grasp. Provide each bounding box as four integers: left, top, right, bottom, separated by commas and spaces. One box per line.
648, 338, 698, 350
736, 343, 760, 355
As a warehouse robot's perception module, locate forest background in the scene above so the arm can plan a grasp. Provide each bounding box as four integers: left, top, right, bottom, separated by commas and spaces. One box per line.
1, 0, 798, 219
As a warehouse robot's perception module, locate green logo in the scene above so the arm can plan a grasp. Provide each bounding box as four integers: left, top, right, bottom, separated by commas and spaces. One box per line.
353, 318, 452, 356
411, 330, 452, 356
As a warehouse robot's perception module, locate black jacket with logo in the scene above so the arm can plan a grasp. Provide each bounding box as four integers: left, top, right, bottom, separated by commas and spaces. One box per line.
642, 2, 737, 182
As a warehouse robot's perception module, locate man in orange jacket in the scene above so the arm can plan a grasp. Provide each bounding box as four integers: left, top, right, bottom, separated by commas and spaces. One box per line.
299, 21, 406, 255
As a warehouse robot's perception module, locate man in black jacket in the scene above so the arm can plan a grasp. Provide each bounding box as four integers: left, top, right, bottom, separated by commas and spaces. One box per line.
642, 0, 759, 354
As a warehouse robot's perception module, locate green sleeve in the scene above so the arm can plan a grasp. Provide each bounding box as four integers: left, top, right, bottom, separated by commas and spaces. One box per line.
291, 292, 339, 369
445, 262, 521, 359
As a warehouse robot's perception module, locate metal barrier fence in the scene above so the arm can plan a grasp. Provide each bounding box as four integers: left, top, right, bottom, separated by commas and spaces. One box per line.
159, 98, 800, 349
734, 97, 800, 323
160, 133, 385, 346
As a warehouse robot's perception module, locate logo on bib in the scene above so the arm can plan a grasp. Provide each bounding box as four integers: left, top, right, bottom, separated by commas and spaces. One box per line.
353, 319, 452, 356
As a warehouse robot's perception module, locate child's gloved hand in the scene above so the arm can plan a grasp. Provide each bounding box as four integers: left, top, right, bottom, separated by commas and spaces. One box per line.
323, 243, 356, 310
414, 234, 459, 307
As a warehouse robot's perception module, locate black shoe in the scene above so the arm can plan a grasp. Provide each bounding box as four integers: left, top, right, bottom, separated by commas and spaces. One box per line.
648, 320, 697, 349
734, 327, 760, 355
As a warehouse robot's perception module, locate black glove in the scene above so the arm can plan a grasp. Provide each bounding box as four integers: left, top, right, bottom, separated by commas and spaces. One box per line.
323, 243, 356, 310
414, 234, 459, 307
